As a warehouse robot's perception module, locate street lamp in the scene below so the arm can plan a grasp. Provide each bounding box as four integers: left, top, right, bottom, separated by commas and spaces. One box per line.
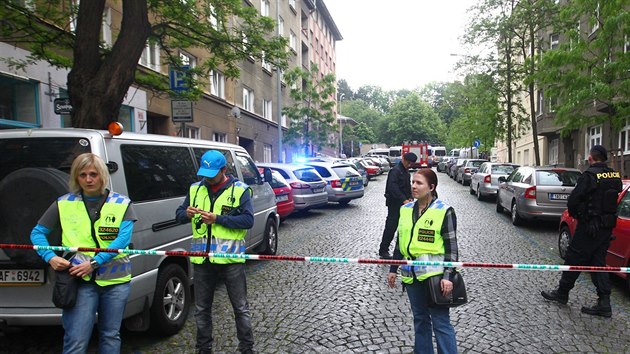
338, 93, 345, 157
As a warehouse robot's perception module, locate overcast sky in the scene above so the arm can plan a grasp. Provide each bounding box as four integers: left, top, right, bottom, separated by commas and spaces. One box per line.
325, 0, 478, 92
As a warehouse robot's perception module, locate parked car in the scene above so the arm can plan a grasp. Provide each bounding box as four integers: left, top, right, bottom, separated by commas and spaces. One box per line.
496, 166, 582, 226
455, 159, 487, 185
257, 163, 328, 212
303, 161, 365, 205
342, 158, 369, 187
260, 168, 295, 220
449, 158, 467, 180
0, 128, 279, 333
558, 180, 630, 291
437, 157, 453, 173
469, 162, 520, 200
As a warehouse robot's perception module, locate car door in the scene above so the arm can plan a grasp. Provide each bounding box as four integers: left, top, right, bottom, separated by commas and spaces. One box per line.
501, 168, 522, 208
609, 187, 630, 268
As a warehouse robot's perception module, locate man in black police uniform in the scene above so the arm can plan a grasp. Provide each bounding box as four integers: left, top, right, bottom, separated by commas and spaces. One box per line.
541, 145, 622, 317
378, 152, 417, 259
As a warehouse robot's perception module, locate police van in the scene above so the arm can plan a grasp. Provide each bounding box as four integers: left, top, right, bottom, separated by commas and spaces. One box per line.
0, 127, 279, 334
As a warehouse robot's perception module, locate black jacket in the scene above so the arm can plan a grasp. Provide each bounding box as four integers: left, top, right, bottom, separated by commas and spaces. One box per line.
567, 162, 622, 224
384, 162, 411, 206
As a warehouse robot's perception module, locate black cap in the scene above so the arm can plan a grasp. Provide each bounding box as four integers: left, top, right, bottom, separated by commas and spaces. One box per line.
590, 145, 607, 161
403, 152, 418, 163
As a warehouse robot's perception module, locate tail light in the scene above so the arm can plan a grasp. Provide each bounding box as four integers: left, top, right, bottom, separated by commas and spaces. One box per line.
484, 175, 491, 184
525, 186, 536, 199
290, 182, 310, 189
331, 179, 342, 188
464, 168, 470, 174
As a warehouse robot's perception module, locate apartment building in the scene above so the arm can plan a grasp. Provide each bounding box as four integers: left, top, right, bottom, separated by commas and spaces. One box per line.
0, 0, 342, 163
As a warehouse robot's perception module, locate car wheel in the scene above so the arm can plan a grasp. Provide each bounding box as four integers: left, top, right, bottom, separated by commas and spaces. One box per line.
0, 168, 69, 266
469, 184, 475, 195
496, 196, 504, 213
258, 217, 278, 255
150, 264, 191, 336
511, 201, 523, 226
558, 225, 571, 260
476, 185, 484, 201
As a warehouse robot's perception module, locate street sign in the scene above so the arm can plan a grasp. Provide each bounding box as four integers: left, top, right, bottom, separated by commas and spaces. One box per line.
171, 100, 193, 122
473, 139, 481, 148
53, 98, 73, 115
169, 65, 190, 93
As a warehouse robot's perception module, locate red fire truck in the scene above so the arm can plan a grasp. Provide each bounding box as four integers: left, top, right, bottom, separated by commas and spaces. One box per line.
402, 142, 429, 169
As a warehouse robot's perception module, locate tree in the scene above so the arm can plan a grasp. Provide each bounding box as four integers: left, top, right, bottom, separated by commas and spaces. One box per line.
282, 64, 337, 156
0, 0, 287, 129
382, 92, 445, 146
536, 1, 630, 139
354, 121, 377, 144
336, 78, 354, 102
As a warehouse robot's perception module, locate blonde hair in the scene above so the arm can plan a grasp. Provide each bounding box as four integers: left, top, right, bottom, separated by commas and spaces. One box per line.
69, 153, 110, 195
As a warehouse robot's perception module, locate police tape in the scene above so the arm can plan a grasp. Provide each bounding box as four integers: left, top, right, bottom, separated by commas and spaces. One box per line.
1, 243, 629, 273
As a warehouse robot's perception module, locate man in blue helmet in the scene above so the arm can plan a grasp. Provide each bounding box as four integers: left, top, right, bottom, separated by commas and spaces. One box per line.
176, 150, 255, 354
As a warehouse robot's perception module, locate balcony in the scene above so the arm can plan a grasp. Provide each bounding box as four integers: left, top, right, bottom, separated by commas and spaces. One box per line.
535, 112, 563, 137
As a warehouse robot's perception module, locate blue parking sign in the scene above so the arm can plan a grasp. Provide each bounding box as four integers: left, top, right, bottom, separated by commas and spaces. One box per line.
473, 139, 481, 148
169, 66, 190, 93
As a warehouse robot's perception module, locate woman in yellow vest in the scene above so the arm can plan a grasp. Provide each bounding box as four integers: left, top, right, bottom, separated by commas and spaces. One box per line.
30, 153, 137, 354
387, 168, 459, 354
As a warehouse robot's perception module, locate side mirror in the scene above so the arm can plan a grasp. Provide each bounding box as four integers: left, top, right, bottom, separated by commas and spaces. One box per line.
262, 167, 272, 185
498, 176, 506, 183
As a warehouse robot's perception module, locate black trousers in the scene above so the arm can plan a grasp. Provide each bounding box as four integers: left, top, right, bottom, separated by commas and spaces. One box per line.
379, 203, 401, 255
559, 222, 612, 297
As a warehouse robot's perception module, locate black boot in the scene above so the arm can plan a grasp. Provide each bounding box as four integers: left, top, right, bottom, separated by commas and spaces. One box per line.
541, 289, 569, 304
581, 296, 612, 317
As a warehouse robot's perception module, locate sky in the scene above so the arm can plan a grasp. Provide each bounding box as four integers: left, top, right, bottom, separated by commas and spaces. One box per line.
325, 0, 479, 92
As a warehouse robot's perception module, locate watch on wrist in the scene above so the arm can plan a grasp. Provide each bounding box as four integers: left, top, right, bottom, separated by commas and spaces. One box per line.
89, 258, 100, 269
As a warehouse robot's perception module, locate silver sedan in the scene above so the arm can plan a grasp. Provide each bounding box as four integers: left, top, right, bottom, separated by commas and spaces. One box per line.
469, 162, 519, 200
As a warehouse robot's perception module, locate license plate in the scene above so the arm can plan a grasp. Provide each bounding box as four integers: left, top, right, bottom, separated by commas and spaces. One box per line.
349, 181, 359, 186
313, 187, 324, 193
0, 269, 46, 285
549, 193, 569, 200
275, 194, 289, 202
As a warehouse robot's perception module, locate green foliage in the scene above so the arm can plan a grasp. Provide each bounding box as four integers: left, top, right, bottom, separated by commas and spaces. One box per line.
382, 92, 445, 146
536, 0, 630, 133
282, 64, 337, 156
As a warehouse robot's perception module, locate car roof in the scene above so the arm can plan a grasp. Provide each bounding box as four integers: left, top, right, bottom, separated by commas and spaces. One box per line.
257, 162, 316, 171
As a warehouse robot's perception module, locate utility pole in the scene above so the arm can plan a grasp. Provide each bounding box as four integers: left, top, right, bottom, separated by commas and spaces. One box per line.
275, 0, 283, 162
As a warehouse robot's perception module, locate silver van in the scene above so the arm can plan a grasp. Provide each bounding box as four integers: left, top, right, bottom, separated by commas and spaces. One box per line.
0, 128, 279, 334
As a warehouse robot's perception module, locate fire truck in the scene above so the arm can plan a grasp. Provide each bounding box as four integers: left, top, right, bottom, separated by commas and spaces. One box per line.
402, 142, 429, 169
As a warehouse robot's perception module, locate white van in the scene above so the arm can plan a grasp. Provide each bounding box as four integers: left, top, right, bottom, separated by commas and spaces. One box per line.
428, 146, 447, 167
0, 128, 279, 334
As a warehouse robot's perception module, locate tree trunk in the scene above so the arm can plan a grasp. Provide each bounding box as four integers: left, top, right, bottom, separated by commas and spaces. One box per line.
67, 0, 150, 129
529, 27, 540, 166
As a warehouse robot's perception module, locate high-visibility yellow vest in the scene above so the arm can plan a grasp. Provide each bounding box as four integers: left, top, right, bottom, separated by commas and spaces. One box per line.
189, 180, 249, 264
57, 192, 131, 286
397, 199, 450, 284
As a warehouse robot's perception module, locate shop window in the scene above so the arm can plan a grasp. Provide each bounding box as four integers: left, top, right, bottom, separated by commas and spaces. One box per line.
0, 75, 39, 128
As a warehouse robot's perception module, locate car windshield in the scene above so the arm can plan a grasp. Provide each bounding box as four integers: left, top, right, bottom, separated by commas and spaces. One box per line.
332, 166, 360, 178
536, 170, 581, 186
294, 168, 322, 182
492, 165, 516, 174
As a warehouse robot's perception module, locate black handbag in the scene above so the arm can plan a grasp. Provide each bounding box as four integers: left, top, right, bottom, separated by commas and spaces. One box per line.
428, 271, 467, 307
52, 270, 79, 309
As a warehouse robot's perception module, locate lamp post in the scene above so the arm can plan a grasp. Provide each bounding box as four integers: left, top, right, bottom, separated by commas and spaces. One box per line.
275, 0, 283, 162
338, 93, 345, 157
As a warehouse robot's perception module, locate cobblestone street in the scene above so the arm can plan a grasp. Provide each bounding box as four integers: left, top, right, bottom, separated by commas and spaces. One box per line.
3, 171, 630, 353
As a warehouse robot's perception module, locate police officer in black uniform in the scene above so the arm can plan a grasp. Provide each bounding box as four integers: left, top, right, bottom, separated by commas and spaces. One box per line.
541, 145, 622, 317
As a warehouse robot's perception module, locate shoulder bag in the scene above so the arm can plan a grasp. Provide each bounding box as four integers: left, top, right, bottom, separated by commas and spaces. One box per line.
428, 271, 467, 307
52, 269, 78, 309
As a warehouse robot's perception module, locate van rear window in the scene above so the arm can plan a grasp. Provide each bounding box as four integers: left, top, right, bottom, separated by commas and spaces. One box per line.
0, 137, 91, 180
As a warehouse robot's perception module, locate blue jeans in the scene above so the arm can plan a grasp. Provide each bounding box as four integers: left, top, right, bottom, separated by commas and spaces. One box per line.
406, 279, 457, 354
194, 262, 254, 353
62, 281, 130, 354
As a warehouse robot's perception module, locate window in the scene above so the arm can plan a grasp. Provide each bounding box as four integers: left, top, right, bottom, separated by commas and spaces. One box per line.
210, 70, 225, 98
550, 33, 559, 50
69, 0, 79, 32
234, 152, 260, 185
281, 113, 287, 127
117, 105, 134, 132
289, 31, 297, 52
548, 96, 557, 113
617, 189, 630, 218
278, 16, 284, 36
261, 51, 272, 72
102, 7, 112, 47
289, 0, 296, 10
591, 3, 600, 34
140, 41, 161, 72
207, 4, 218, 30
193, 148, 237, 177
548, 138, 559, 165
213, 132, 227, 143
263, 144, 272, 163
536, 90, 544, 115
619, 120, 630, 154
121, 145, 197, 203
586, 125, 602, 159
263, 99, 273, 120
184, 125, 199, 139
0, 75, 39, 128
261, 0, 270, 17
179, 51, 196, 68
243, 87, 254, 112
625, 34, 630, 54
